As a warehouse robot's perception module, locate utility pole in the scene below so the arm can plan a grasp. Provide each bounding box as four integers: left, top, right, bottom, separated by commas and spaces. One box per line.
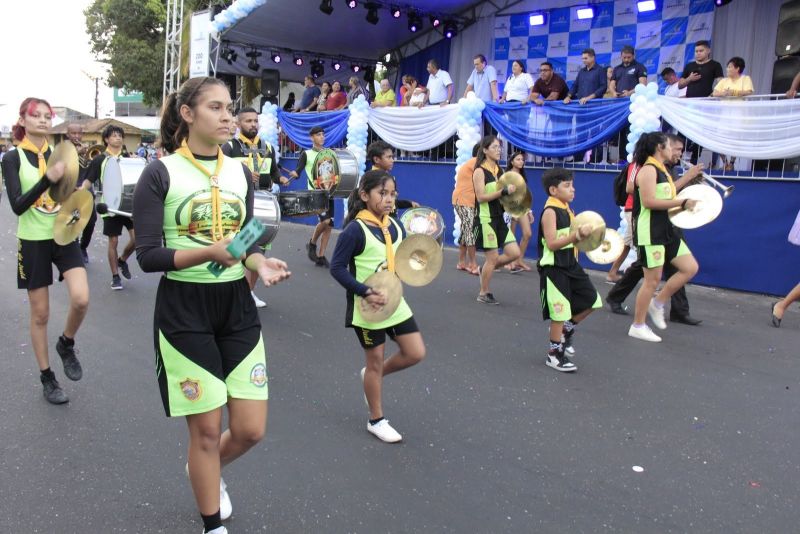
82, 70, 101, 118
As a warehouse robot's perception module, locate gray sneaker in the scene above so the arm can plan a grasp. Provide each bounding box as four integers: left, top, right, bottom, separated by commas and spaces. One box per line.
40, 373, 69, 404
111, 275, 123, 290
477, 293, 499, 305
56, 336, 83, 381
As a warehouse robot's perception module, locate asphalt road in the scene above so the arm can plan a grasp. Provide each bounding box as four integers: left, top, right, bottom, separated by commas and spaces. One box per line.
0, 206, 798, 533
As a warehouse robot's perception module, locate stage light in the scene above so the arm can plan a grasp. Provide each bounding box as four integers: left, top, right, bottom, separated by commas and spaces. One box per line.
332, 60, 342, 71
319, 0, 333, 15
271, 51, 281, 63
221, 46, 238, 65
390, 5, 401, 18
443, 20, 457, 39
311, 59, 324, 79
408, 10, 422, 32
294, 54, 304, 66
246, 49, 262, 72
576, 6, 594, 19
346, 0, 357, 9
429, 15, 441, 28
366, 2, 379, 24
351, 64, 361, 73
637, 0, 656, 12
714, 0, 733, 5
529, 12, 546, 26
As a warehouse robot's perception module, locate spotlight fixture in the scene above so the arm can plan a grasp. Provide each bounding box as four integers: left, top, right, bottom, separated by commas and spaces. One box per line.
293, 54, 304, 66
246, 49, 262, 72
576, 6, 594, 19
636, 0, 656, 11
221, 46, 238, 65
351, 63, 361, 73
390, 5, 401, 18
408, 10, 422, 32
714, 0, 732, 5
332, 60, 342, 71
319, 0, 333, 14
443, 20, 457, 39
271, 51, 281, 63
365, 2, 379, 24
346, 0, 357, 8
529, 12, 546, 26
310, 59, 325, 79
429, 15, 441, 28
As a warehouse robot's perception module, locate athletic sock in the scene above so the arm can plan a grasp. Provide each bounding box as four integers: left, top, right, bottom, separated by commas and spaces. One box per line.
549, 340, 563, 353
563, 320, 575, 333
653, 299, 665, 309
40, 368, 55, 379
201, 510, 222, 533
369, 417, 385, 426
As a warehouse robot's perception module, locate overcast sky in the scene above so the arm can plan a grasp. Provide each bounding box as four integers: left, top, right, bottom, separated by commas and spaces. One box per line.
0, 0, 114, 117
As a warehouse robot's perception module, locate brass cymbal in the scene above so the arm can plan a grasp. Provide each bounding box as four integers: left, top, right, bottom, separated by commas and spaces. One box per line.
497, 171, 527, 205
586, 228, 625, 264
53, 190, 94, 245
570, 210, 607, 251
358, 270, 403, 323
504, 189, 533, 219
395, 234, 443, 287
668, 184, 723, 229
47, 142, 80, 204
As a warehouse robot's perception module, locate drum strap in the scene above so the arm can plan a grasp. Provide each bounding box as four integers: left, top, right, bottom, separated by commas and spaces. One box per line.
356, 209, 395, 273
18, 136, 49, 176
176, 140, 226, 242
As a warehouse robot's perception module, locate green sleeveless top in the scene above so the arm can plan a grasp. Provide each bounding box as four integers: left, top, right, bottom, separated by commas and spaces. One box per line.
475, 163, 503, 223
304, 148, 321, 189
159, 153, 249, 283
633, 164, 676, 246
537, 203, 576, 268
16, 149, 59, 241
351, 219, 413, 329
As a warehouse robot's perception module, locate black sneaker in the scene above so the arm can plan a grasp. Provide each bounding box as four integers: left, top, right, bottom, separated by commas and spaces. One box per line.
81, 248, 89, 264
56, 335, 83, 381
545, 351, 577, 372
118, 258, 132, 279
562, 329, 576, 356
477, 293, 499, 305
111, 275, 123, 290
316, 256, 330, 268
307, 241, 319, 263
40, 372, 69, 404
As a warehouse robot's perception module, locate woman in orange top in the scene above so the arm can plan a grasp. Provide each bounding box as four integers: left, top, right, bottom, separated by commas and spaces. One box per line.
452, 144, 480, 274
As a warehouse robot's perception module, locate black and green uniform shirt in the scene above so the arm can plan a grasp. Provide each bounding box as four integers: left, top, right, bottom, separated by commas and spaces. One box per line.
633, 163, 681, 246
294, 148, 323, 190
474, 162, 504, 224
537, 199, 577, 269
221, 137, 279, 189
133, 152, 260, 283
1, 146, 60, 240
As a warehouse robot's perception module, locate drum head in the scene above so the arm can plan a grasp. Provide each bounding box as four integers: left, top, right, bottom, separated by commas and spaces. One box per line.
330, 149, 359, 198
312, 149, 341, 191
119, 158, 146, 186
252, 191, 281, 247
101, 157, 123, 210
669, 184, 723, 229
400, 207, 445, 245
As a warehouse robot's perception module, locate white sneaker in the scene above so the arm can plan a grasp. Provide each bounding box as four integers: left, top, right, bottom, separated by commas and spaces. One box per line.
367, 418, 402, 443
360, 367, 368, 408
251, 291, 266, 308
185, 463, 232, 520
202, 527, 227, 534
628, 324, 662, 342
648, 299, 667, 330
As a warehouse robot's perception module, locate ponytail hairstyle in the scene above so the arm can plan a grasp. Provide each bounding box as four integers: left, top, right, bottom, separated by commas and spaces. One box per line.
633, 131, 668, 167
12, 97, 54, 141
159, 76, 229, 153
344, 170, 396, 225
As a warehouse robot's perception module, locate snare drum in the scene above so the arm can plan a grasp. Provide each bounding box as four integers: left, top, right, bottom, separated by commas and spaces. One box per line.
252, 191, 281, 247
99, 157, 144, 217
119, 158, 146, 214
278, 190, 330, 217
311, 148, 359, 199
400, 207, 445, 246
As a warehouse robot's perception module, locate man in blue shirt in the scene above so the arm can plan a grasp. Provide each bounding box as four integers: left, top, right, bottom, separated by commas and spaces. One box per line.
295, 76, 321, 112
464, 54, 498, 103
563, 49, 607, 163
609, 46, 648, 162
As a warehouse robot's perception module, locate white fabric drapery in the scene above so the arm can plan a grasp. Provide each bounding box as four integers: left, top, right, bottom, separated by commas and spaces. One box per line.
366, 104, 461, 152
657, 96, 800, 159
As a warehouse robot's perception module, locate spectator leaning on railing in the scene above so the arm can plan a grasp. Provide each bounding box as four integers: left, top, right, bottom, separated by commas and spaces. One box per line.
464, 54, 498, 102
499, 60, 534, 104
424, 59, 454, 106
712, 56, 754, 171
371, 79, 396, 108
531, 62, 568, 105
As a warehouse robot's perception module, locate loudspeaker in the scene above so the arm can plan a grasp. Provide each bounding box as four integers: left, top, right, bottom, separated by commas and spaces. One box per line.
215, 73, 238, 101
776, 0, 800, 56
771, 55, 800, 93
261, 69, 280, 98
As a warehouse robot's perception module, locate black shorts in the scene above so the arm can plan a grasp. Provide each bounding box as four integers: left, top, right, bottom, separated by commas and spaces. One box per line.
154, 277, 268, 417
474, 216, 514, 251
352, 316, 419, 349
539, 264, 602, 321
103, 215, 134, 237
319, 198, 335, 223
17, 239, 84, 290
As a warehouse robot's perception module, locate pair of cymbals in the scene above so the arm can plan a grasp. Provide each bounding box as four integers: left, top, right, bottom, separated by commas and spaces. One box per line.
668, 184, 723, 229
570, 210, 607, 251
53, 190, 94, 245
585, 229, 625, 264
504, 190, 533, 219
497, 171, 528, 212
47, 142, 81, 204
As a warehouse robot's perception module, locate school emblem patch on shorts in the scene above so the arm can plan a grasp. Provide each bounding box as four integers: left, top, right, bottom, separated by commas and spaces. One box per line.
553, 302, 565, 315
652, 251, 662, 261
488, 233, 496, 243
250, 363, 267, 388
180, 379, 202, 401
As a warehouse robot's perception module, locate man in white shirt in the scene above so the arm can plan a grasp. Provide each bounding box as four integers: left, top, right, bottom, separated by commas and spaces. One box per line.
424, 59, 454, 106
464, 54, 498, 102
661, 67, 687, 97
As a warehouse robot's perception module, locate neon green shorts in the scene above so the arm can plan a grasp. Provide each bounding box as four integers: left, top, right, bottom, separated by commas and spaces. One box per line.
639, 239, 691, 269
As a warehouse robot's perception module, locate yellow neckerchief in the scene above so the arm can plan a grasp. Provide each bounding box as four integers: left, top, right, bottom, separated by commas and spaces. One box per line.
237, 133, 263, 172
105, 148, 121, 160
18, 136, 49, 176
175, 140, 226, 242
644, 156, 676, 198
480, 160, 499, 179
355, 209, 395, 273
545, 196, 577, 257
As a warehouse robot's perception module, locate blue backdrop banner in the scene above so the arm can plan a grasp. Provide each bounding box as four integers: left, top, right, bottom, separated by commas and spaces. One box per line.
483, 100, 631, 157
277, 109, 350, 149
